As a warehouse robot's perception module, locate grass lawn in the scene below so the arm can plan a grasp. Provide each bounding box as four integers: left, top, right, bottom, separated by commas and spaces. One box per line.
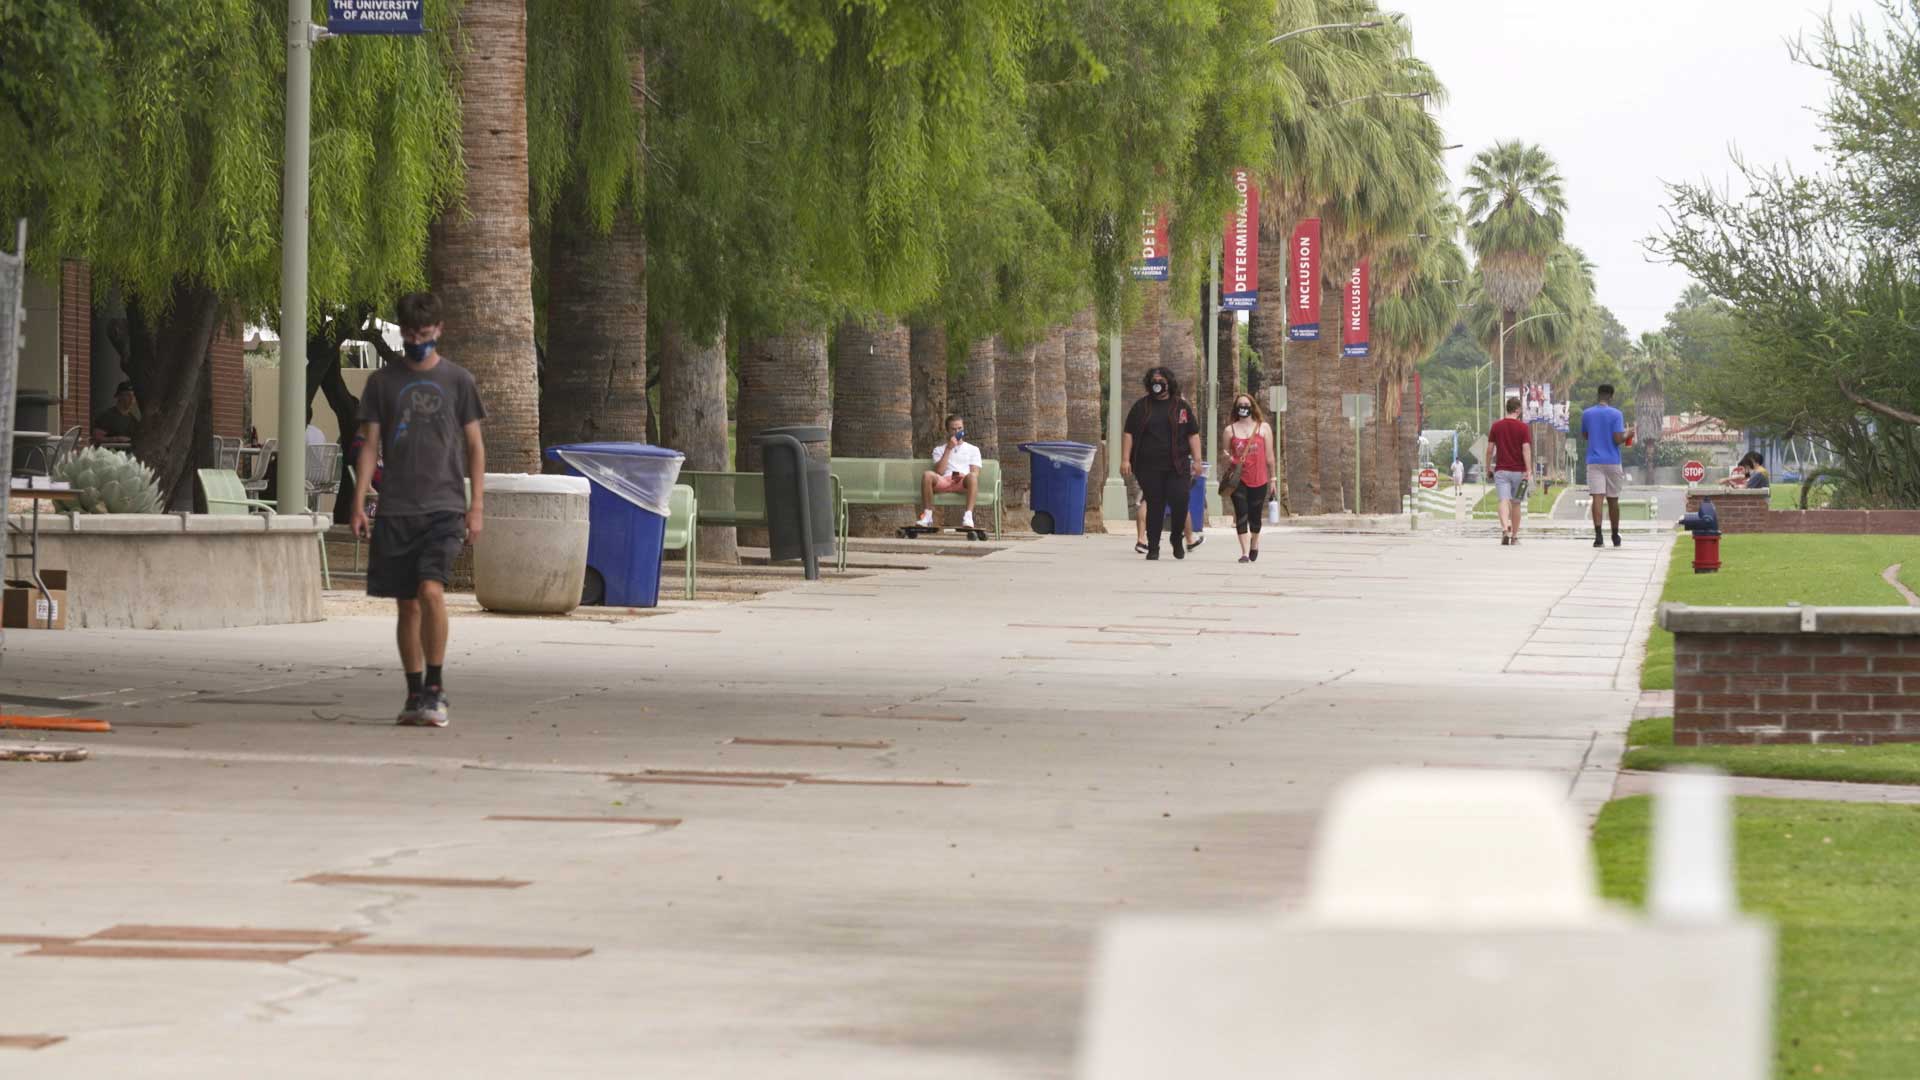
1594, 796, 1920, 1078
1624, 716, 1920, 786
1639, 534, 1920, 691
1471, 487, 1559, 516
1770, 483, 1836, 511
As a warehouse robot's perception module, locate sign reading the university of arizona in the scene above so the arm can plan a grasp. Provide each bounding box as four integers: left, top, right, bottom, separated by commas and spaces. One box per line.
327, 0, 424, 35
1222, 170, 1259, 310
1132, 208, 1169, 280
1289, 219, 1321, 340
1342, 259, 1371, 359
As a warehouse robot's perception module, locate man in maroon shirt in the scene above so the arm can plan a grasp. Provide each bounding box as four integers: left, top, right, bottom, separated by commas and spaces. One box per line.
1488, 396, 1534, 546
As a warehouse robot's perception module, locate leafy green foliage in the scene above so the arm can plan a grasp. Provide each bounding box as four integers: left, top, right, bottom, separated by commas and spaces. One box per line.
0, 0, 462, 322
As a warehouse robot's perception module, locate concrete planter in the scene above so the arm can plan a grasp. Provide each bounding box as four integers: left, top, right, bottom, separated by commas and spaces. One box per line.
473, 473, 590, 615
5, 511, 328, 629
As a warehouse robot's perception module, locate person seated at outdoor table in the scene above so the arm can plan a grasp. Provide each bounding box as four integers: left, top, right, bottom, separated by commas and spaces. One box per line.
92, 380, 140, 445
1722, 451, 1770, 489
916, 413, 981, 530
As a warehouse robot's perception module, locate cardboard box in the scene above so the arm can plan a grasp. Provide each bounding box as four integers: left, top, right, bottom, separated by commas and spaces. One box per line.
3, 570, 68, 629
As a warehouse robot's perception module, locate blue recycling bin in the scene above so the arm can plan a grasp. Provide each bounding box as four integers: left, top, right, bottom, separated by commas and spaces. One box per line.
1188, 461, 1209, 533
544, 442, 685, 607
1018, 441, 1097, 535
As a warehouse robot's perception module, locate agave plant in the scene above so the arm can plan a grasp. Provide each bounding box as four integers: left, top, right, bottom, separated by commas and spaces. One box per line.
53, 447, 165, 514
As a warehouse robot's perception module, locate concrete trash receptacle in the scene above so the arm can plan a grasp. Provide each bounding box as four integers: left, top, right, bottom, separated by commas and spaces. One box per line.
473, 473, 591, 614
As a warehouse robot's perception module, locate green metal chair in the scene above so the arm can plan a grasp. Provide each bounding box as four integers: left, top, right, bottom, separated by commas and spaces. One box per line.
661, 483, 697, 601
197, 468, 331, 590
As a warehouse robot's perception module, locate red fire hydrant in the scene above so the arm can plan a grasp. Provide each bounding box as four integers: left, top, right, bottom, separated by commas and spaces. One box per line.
1680, 498, 1722, 574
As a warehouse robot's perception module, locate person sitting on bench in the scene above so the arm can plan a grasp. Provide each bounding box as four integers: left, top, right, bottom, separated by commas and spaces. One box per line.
916, 413, 981, 530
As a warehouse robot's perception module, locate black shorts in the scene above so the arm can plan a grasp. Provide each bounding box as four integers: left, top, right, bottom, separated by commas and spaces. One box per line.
367, 511, 466, 600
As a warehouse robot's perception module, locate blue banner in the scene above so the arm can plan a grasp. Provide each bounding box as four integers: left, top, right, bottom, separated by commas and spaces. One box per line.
328, 0, 424, 35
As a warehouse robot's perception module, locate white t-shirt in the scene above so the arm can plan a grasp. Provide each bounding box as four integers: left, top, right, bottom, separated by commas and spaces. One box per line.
1450, 460, 1464, 484
931, 440, 982, 477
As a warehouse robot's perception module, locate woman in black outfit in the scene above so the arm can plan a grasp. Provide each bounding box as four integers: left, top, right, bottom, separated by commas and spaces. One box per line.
1121, 366, 1202, 560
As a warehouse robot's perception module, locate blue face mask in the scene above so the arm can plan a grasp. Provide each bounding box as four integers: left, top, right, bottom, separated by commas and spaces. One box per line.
403, 339, 437, 363
952, 429, 965, 440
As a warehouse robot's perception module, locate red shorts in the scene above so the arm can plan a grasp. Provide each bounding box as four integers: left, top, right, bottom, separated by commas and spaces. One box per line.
932, 473, 969, 493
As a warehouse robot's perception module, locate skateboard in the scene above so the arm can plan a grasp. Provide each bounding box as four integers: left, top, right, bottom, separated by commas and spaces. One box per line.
898, 525, 989, 542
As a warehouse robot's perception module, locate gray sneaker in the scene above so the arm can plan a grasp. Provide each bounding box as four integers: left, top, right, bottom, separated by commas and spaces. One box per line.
395, 693, 425, 726
416, 689, 449, 728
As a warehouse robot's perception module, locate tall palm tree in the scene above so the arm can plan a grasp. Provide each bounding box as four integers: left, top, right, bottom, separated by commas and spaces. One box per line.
1369, 193, 1468, 509
996, 338, 1038, 529
1462, 141, 1568, 454
658, 321, 736, 564
832, 315, 914, 534
1036, 326, 1069, 441
909, 322, 949, 460
431, 0, 542, 473
1252, 2, 1446, 514
952, 337, 999, 463
543, 179, 648, 450
1064, 306, 1103, 531
1628, 330, 1678, 479
1465, 243, 1597, 479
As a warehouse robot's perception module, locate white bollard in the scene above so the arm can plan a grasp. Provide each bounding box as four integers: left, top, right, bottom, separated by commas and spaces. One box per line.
1078, 768, 1773, 1080
1650, 768, 1737, 922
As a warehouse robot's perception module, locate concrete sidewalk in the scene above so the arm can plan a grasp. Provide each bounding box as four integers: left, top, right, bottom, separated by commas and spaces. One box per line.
0, 526, 1668, 1077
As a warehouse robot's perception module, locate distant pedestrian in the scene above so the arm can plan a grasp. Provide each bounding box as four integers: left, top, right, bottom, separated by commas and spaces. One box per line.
1581, 383, 1634, 548
350, 291, 487, 728
1222, 392, 1276, 563
1488, 396, 1533, 546
1450, 457, 1465, 488
1122, 366, 1202, 560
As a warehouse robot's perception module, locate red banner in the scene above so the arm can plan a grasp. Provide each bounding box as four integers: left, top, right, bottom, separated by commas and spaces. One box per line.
1223, 170, 1258, 310
1132, 207, 1169, 280
1342, 258, 1371, 359
1289, 219, 1321, 340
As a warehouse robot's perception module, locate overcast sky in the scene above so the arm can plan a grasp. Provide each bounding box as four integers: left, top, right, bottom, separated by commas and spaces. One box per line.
1394, 0, 1871, 335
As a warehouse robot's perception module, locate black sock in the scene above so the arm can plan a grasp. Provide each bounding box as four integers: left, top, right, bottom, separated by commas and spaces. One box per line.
426, 664, 443, 691
405, 671, 424, 696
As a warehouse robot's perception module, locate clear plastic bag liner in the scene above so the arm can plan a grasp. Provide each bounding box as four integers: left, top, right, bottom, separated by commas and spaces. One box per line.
1020, 441, 1098, 473
486, 472, 590, 496
555, 450, 684, 516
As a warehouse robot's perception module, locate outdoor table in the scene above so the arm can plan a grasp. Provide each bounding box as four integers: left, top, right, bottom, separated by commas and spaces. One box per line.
5, 483, 82, 628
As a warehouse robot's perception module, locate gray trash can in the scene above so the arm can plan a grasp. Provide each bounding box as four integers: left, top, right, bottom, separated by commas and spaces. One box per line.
751, 425, 836, 580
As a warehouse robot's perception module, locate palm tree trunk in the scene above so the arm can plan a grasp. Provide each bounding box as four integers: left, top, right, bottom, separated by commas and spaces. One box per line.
1161, 295, 1200, 424
832, 315, 913, 535
909, 322, 948, 460
540, 182, 648, 452
736, 329, 830, 547
1035, 326, 1068, 441
1249, 220, 1289, 514
951, 337, 998, 462
1065, 306, 1104, 532
659, 321, 736, 564
996, 338, 1037, 530
430, 0, 542, 473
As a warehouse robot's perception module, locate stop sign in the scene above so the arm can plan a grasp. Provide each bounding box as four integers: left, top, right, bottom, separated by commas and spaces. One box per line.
1418, 467, 1440, 489
1683, 460, 1706, 483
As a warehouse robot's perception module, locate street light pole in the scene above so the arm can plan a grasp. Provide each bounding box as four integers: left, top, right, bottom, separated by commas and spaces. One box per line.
1205, 242, 1221, 514
1495, 310, 1564, 417
277, 0, 313, 515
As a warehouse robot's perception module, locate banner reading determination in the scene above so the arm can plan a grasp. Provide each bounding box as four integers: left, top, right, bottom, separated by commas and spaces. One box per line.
1222, 170, 1259, 310
1132, 208, 1169, 280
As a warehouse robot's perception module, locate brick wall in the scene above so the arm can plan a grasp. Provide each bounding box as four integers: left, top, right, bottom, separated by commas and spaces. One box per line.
1685, 489, 1920, 535
58, 260, 91, 433
208, 322, 245, 439
1672, 631, 1920, 746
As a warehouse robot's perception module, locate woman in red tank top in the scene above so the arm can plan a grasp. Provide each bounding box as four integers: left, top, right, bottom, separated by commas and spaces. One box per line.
1223, 393, 1277, 563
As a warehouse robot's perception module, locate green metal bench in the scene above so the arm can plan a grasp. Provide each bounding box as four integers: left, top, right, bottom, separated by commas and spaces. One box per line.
829, 457, 1002, 538
680, 470, 850, 572
197, 468, 331, 589
661, 483, 697, 601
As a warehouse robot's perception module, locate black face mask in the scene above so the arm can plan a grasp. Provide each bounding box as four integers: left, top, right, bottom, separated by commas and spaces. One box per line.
1235, 406, 1252, 418
403, 339, 437, 363
1150, 382, 1168, 396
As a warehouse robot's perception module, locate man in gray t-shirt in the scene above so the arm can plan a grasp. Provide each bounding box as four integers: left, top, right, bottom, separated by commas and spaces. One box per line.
350, 292, 487, 728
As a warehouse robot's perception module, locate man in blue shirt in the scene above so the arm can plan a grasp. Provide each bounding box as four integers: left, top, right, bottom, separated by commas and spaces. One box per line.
1580, 384, 1635, 548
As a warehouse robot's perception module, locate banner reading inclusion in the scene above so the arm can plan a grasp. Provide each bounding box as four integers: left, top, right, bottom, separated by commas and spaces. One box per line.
1289, 219, 1321, 340
1342, 258, 1370, 359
